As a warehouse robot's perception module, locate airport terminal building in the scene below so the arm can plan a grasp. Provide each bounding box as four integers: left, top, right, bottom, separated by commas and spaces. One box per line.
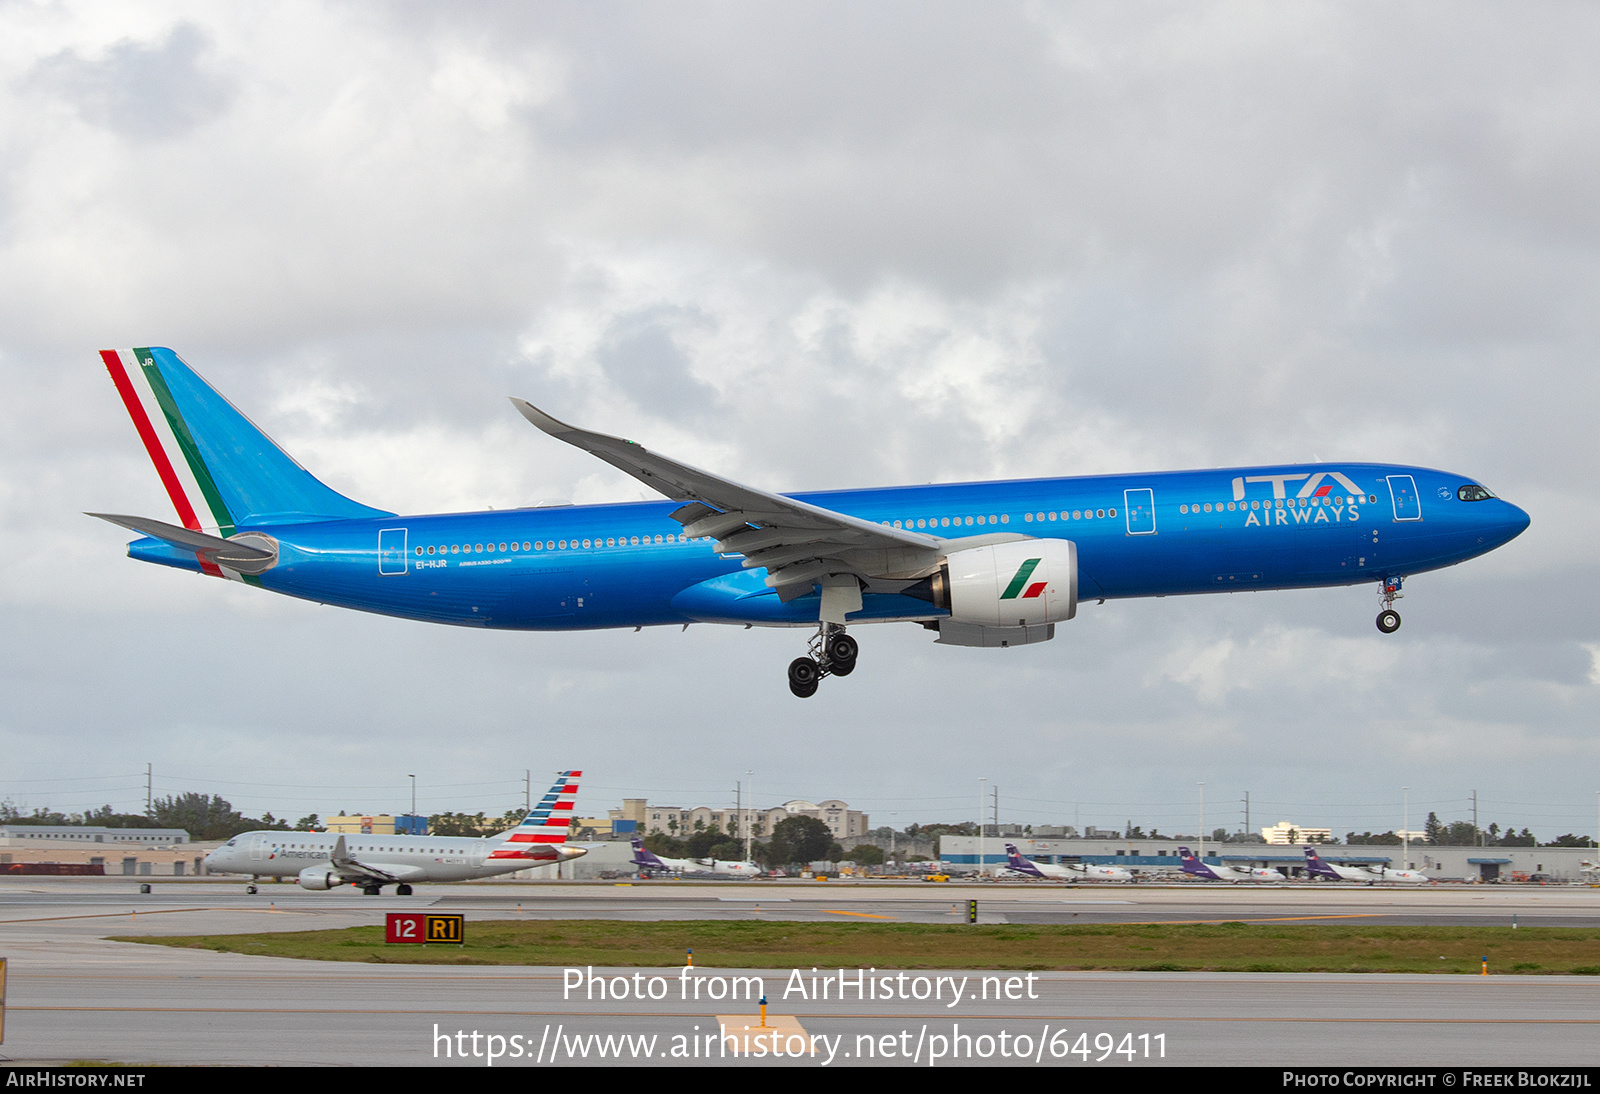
942, 836, 1598, 883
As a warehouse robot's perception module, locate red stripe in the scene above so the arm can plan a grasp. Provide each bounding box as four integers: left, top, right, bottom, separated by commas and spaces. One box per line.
1022, 581, 1047, 599
100, 351, 221, 577
507, 832, 567, 843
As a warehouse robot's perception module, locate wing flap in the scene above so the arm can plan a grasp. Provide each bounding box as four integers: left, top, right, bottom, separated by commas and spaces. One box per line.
509, 399, 945, 598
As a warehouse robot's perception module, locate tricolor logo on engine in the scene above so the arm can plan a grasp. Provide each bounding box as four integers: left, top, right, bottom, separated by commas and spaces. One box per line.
1000, 558, 1047, 600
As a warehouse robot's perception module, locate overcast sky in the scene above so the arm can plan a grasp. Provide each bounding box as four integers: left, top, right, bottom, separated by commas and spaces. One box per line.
1, 2, 1596, 840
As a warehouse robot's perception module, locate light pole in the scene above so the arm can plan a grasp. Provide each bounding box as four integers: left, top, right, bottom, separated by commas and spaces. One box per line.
1198, 782, 1205, 863
408, 775, 416, 828
972, 777, 985, 882
1402, 786, 1410, 871
745, 770, 755, 863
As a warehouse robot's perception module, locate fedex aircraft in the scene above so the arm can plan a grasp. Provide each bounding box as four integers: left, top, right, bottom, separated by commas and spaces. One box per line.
203, 771, 585, 894
1003, 842, 1133, 881
629, 836, 761, 877
1302, 845, 1378, 882
1178, 846, 1283, 883
94, 348, 1530, 697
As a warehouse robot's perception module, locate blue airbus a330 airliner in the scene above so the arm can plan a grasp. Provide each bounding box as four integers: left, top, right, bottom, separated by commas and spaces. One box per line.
94, 348, 1529, 697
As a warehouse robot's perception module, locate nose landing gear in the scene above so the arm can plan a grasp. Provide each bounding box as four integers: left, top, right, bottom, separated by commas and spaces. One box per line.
787, 624, 859, 697
1376, 576, 1404, 633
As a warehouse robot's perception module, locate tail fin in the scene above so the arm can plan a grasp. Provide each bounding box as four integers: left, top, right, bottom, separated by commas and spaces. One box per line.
101, 348, 391, 532
630, 835, 668, 870
488, 771, 583, 862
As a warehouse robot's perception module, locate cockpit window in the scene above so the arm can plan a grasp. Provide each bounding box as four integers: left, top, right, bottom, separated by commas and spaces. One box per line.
1457, 484, 1496, 502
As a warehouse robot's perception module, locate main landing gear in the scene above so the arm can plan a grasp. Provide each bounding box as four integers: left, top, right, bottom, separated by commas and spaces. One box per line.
1376, 576, 1404, 634
787, 624, 858, 698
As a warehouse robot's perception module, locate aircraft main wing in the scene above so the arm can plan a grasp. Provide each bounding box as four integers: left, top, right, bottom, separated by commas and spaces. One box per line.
327, 835, 422, 884
509, 400, 1018, 608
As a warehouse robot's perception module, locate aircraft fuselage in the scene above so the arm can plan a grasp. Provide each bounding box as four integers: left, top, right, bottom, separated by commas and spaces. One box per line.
130, 463, 1529, 631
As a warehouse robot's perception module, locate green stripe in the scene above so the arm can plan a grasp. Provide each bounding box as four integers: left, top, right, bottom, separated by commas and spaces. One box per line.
1000, 558, 1041, 599
133, 348, 236, 536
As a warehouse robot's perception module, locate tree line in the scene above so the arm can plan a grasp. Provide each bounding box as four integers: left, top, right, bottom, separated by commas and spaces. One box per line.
640, 815, 895, 868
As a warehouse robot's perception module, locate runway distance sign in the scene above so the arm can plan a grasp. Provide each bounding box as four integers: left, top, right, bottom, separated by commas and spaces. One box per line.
385, 913, 465, 945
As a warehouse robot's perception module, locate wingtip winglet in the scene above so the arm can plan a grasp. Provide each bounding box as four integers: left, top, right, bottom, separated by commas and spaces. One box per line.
508, 397, 573, 435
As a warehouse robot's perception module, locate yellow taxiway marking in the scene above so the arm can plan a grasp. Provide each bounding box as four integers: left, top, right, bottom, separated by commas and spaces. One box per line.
823, 909, 895, 919
716, 1014, 812, 1052
1117, 914, 1385, 926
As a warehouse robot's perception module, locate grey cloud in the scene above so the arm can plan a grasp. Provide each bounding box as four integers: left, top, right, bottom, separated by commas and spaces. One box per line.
1, 5, 1597, 836
30, 23, 234, 142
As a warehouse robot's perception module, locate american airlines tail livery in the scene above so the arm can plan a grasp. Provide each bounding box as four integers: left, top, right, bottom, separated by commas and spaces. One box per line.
203, 771, 584, 894
96, 348, 1529, 696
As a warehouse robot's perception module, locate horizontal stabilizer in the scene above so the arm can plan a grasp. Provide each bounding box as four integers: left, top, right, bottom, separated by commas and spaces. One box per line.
87, 513, 278, 575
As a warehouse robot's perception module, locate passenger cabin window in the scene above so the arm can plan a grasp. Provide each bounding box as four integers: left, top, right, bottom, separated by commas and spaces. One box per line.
1457, 484, 1496, 502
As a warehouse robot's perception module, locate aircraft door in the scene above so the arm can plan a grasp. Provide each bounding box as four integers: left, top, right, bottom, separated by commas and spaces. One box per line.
1386, 476, 1421, 521
379, 527, 409, 574
1123, 489, 1156, 535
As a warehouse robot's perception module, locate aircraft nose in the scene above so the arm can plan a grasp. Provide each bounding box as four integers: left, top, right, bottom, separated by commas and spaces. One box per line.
1495, 500, 1531, 543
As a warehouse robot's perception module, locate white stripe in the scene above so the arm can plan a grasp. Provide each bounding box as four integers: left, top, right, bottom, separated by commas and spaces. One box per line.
119, 350, 221, 536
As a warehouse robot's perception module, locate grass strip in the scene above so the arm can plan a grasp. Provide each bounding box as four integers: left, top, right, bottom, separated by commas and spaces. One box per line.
118, 920, 1600, 973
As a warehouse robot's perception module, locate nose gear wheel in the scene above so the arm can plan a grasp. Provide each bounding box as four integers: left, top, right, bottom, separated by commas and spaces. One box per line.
1375, 576, 1404, 633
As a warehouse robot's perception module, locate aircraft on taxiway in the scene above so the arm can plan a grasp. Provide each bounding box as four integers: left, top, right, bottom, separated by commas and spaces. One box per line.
1002, 842, 1133, 881
1178, 846, 1284, 883
203, 771, 584, 895
93, 348, 1529, 697
1303, 846, 1429, 884
629, 836, 761, 878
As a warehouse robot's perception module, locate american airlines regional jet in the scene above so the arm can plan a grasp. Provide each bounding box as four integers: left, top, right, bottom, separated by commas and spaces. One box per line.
203, 771, 585, 895
94, 349, 1530, 696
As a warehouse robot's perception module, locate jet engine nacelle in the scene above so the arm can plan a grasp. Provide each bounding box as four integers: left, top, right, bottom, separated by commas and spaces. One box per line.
927, 538, 1077, 648
297, 867, 343, 891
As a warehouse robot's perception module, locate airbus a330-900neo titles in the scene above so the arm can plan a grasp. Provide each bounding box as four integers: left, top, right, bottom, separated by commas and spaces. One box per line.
94, 348, 1530, 696
203, 772, 584, 895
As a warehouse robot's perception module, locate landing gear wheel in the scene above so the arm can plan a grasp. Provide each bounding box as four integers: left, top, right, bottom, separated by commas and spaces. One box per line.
396, 884, 413, 896
826, 633, 858, 676
788, 657, 820, 698
363, 886, 383, 896
245, 884, 258, 895
1376, 609, 1401, 634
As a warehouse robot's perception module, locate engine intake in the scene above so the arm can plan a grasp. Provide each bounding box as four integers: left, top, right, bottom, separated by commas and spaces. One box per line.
297, 867, 342, 891
909, 539, 1077, 647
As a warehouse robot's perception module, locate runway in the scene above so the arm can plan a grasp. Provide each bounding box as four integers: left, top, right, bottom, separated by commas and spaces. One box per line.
1, 878, 1597, 1066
